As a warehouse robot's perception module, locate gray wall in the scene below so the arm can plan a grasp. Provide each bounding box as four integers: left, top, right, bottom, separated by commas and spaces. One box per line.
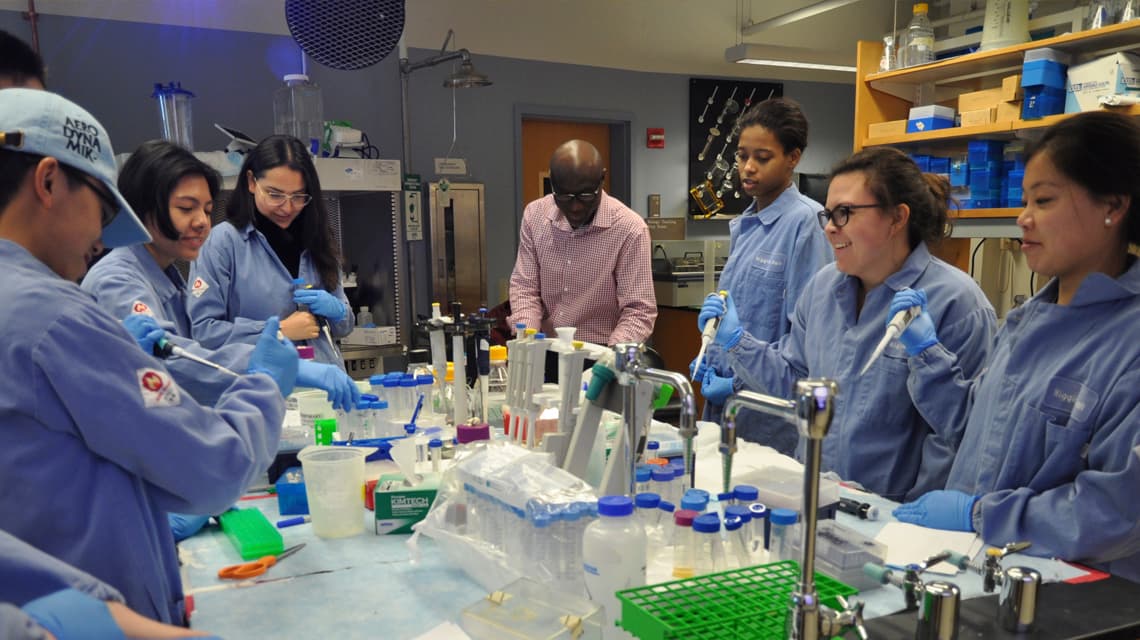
1, 11, 854, 316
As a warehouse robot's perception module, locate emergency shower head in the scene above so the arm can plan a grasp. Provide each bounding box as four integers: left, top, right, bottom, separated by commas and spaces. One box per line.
444, 59, 492, 88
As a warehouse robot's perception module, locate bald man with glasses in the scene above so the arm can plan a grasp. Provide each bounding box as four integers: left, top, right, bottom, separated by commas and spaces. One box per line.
508, 139, 656, 352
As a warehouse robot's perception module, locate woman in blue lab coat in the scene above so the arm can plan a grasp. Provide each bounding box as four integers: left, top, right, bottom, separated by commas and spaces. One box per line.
188, 135, 354, 368
696, 97, 834, 456
700, 146, 996, 501
84, 140, 357, 411
894, 112, 1140, 581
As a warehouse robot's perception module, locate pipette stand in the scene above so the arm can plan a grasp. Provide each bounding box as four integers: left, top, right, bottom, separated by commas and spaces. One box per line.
541, 329, 589, 467
562, 364, 617, 481
447, 302, 468, 426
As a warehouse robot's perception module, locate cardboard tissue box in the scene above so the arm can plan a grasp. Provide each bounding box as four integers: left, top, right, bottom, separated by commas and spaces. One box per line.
374, 472, 440, 534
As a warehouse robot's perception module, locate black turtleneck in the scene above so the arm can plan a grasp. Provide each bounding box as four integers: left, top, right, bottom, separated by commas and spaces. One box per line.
254, 212, 303, 278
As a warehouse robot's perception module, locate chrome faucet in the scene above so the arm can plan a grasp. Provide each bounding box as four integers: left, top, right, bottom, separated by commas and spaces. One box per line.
948, 542, 1040, 633
611, 343, 697, 495
722, 381, 864, 640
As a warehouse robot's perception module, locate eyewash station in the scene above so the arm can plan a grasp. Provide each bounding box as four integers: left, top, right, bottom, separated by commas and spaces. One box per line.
176, 298, 1140, 640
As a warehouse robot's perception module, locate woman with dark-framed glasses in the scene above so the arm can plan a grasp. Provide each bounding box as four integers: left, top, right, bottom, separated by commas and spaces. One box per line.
187, 135, 354, 368
700, 146, 995, 501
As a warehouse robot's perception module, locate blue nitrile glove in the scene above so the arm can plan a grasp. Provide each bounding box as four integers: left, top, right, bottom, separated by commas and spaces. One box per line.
697, 293, 723, 331
892, 490, 979, 532
248, 317, 298, 396
701, 367, 735, 405
22, 588, 126, 640
689, 356, 708, 381
168, 513, 211, 542
888, 288, 938, 356
297, 360, 361, 412
122, 314, 166, 356
292, 288, 347, 321
708, 293, 742, 349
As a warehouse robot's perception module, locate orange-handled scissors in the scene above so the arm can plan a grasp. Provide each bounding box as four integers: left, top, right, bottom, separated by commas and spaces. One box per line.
217, 543, 305, 580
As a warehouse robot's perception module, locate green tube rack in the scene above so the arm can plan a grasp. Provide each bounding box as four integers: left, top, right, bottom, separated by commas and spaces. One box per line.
218, 508, 284, 560
615, 561, 857, 640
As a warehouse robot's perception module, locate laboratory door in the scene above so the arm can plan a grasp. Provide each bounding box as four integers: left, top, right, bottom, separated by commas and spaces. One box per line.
520, 120, 612, 208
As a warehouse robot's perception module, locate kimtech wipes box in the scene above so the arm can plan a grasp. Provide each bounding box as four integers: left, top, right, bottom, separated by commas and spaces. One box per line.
374, 472, 440, 534
1065, 52, 1140, 113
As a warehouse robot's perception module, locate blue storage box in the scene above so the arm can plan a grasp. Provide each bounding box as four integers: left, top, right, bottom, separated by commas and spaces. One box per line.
950, 159, 969, 187
907, 105, 955, 133
909, 154, 932, 171
970, 169, 1003, 191
929, 157, 951, 175
967, 140, 1006, 165
1022, 86, 1065, 119
276, 467, 309, 515
1021, 59, 1067, 89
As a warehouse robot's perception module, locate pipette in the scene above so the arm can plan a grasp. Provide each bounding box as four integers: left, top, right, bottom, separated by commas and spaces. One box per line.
153, 337, 240, 377
858, 305, 922, 376
691, 290, 727, 381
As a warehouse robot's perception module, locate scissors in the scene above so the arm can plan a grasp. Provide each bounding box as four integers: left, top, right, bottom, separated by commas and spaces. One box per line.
217, 543, 305, 580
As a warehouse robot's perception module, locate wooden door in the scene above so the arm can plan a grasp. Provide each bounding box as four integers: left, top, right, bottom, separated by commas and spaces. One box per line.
521, 120, 612, 206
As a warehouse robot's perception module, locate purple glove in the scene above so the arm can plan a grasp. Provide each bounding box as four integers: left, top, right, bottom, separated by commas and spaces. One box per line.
893, 490, 979, 532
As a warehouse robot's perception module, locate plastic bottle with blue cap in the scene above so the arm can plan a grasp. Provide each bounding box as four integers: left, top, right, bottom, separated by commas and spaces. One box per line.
634, 492, 661, 532
769, 508, 799, 563
634, 465, 652, 494
723, 515, 750, 569
733, 484, 759, 507
681, 489, 709, 514
747, 502, 769, 557
692, 513, 726, 575
650, 466, 675, 506
582, 496, 646, 637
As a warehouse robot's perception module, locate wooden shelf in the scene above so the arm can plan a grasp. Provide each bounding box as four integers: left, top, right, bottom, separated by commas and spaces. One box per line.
956, 208, 1021, 219
866, 21, 1140, 98
861, 106, 1140, 147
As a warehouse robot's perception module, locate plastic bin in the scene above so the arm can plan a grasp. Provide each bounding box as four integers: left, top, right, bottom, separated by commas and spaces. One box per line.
275, 467, 309, 515
218, 509, 283, 560
616, 561, 856, 640
460, 577, 603, 639
788, 520, 886, 592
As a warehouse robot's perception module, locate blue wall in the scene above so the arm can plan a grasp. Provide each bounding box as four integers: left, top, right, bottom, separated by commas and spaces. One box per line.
1, 11, 854, 314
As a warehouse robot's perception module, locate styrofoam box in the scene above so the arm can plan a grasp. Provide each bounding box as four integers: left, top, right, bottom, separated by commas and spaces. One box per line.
1065, 51, 1140, 113
754, 465, 840, 513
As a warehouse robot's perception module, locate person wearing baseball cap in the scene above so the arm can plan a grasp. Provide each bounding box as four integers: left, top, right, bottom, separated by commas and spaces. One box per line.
0, 88, 298, 627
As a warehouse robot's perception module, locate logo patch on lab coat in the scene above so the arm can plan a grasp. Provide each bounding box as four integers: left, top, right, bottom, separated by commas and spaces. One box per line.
136, 368, 180, 408
190, 277, 209, 298
131, 301, 154, 316
1041, 377, 1098, 424
751, 250, 787, 273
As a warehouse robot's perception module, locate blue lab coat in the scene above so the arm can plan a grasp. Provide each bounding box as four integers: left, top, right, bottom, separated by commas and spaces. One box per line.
722, 243, 996, 501
82, 243, 254, 405
187, 221, 353, 368
705, 184, 833, 455
0, 239, 285, 624
910, 258, 1140, 581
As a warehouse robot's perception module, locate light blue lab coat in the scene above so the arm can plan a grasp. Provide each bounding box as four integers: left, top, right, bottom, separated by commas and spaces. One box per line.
0, 239, 284, 624
187, 221, 353, 368
722, 243, 995, 501
705, 184, 833, 455
82, 243, 254, 406
910, 258, 1140, 581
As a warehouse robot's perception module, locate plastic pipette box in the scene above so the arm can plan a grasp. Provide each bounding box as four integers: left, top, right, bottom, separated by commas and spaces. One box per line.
754, 466, 839, 520
218, 509, 284, 560
788, 520, 886, 592
460, 577, 603, 639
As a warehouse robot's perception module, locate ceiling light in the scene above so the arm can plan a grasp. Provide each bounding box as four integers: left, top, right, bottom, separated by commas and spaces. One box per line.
725, 43, 856, 73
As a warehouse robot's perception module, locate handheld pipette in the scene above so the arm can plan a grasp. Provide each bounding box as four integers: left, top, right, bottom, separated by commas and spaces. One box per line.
858, 305, 921, 376
691, 290, 727, 380
153, 337, 240, 377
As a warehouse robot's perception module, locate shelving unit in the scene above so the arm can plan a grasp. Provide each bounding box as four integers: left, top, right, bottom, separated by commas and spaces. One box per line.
852, 20, 1140, 266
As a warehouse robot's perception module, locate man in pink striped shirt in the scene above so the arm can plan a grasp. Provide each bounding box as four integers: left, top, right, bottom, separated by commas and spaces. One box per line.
508, 140, 656, 347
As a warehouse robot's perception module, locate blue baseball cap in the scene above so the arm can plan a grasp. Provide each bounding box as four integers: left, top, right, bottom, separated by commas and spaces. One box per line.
0, 88, 150, 248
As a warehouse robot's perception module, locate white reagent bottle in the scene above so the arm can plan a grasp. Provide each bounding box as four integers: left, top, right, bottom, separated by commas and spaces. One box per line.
583, 495, 646, 639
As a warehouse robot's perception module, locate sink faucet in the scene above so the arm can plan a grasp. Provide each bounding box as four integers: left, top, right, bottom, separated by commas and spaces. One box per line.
722, 381, 863, 639
611, 343, 697, 495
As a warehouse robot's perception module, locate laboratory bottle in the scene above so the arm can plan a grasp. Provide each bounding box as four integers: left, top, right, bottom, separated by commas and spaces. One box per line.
879, 35, 896, 72
428, 438, 442, 473
368, 374, 386, 401
650, 467, 675, 506
414, 374, 434, 420
680, 490, 709, 514
487, 345, 508, 394
748, 503, 769, 558
274, 74, 324, 155
355, 306, 374, 327
716, 492, 734, 517
634, 492, 661, 532
723, 515, 751, 569
641, 440, 660, 464
671, 509, 699, 578
692, 513, 726, 576
768, 508, 799, 563
904, 3, 935, 68
671, 460, 689, 494
582, 496, 647, 638
369, 400, 388, 437
527, 513, 553, 576
656, 501, 676, 546
398, 376, 417, 422
635, 465, 652, 495
723, 505, 752, 554
733, 484, 759, 507
383, 376, 402, 419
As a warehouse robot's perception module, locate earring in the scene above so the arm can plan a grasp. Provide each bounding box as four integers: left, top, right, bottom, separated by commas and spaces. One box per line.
1105, 217, 1113, 227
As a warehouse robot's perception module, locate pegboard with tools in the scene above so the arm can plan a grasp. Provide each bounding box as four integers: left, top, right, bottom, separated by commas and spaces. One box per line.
688, 77, 782, 218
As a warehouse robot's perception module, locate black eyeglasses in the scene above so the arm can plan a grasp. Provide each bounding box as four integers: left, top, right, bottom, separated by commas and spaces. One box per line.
61, 165, 118, 228
817, 203, 881, 229
552, 185, 602, 205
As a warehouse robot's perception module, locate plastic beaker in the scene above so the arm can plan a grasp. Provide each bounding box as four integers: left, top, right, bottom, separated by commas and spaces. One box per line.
151, 82, 194, 150
297, 445, 376, 538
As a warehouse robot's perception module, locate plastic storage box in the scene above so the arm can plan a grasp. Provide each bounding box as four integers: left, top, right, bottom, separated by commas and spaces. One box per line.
275, 466, 309, 515
616, 561, 856, 640
753, 466, 839, 519
906, 105, 955, 133
788, 520, 887, 592
218, 509, 284, 560
460, 577, 603, 639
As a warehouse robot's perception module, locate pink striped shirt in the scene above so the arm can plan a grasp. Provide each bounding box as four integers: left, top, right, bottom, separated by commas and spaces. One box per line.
508, 191, 657, 345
